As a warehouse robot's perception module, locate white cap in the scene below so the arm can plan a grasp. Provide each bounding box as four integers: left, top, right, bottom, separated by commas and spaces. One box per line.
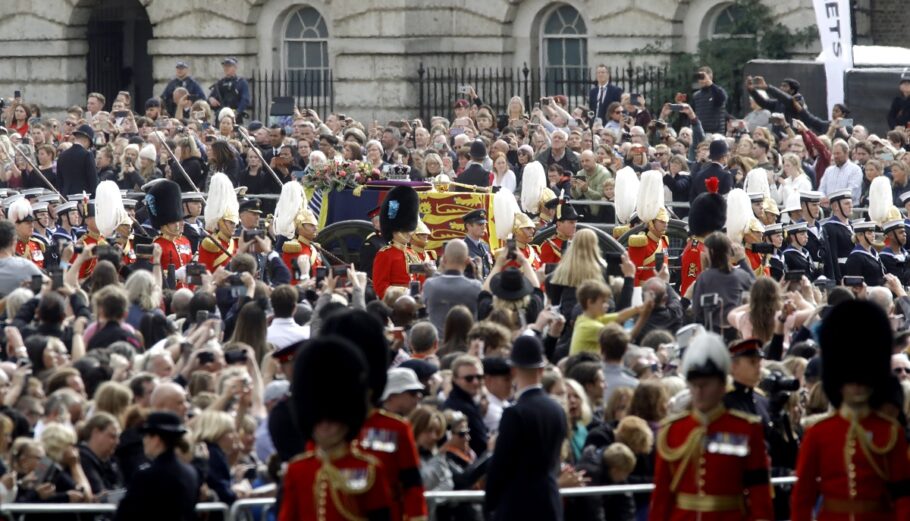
380, 368, 425, 401
263, 380, 290, 404
139, 144, 157, 162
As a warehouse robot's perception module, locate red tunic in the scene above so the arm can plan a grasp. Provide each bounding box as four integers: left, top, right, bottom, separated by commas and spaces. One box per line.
279, 445, 393, 521
120, 239, 136, 266
281, 237, 323, 285
372, 243, 418, 300
539, 236, 567, 265
15, 238, 44, 270
504, 244, 543, 272
154, 235, 193, 270
649, 406, 773, 521
791, 408, 910, 521
680, 238, 705, 296
411, 248, 436, 286
79, 232, 106, 279
627, 232, 669, 286
355, 409, 427, 521
198, 234, 237, 272
745, 248, 770, 277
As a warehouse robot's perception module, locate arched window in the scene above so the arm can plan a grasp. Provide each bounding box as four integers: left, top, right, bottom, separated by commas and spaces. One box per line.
710, 4, 751, 38
541, 5, 588, 94
283, 7, 329, 94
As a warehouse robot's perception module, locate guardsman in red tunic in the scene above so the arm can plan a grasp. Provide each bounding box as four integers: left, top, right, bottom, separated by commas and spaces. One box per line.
538, 198, 578, 266
492, 189, 542, 273
198, 173, 239, 272
680, 177, 725, 296
409, 219, 436, 285
146, 180, 193, 272
96, 181, 139, 267
372, 186, 421, 300
649, 331, 773, 521
320, 310, 427, 521
510, 212, 542, 272
743, 217, 770, 277
792, 300, 910, 521
9, 198, 45, 269
627, 170, 671, 286
273, 181, 324, 284
77, 199, 107, 279
279, 335, 394, 521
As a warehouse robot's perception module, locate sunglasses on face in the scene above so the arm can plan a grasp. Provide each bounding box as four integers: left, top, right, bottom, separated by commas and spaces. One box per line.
894, 367, 910, 374
454, 430, 470, 437
460, 374, 483, 383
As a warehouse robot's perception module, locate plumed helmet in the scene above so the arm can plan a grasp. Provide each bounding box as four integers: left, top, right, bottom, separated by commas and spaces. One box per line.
637, 170, 668, 223
493, 188, 521, 241
869, 176, 897, 226
7, 198, 32, 224
273, 181, 305, 238
614, 166, 639, 225
204, 172, 239, 231
689, 179, 726, 237
725, 188, 752, 243
680, 332, 730, 381
320, 309, 390, 406
144, 179, 183, 229
744, 168, 771, 199
291, 335, 369, 441
819, 300, 892, 408
380, 186, 419, 242
96, 181, 132, 237
520, 161, 546, 214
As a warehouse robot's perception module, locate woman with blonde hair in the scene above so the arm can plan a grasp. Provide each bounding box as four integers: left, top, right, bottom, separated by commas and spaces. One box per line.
423, 152, 446, 181
564, 378, 593, 463
193, 410, 248, 504
490, 152, 517, 193
37, 423, 93, 503
506, 96, 526, 122
547, 228, 608, 318
409, 405, 453, 506
124, 269, 163, 330
93, 381, 133, 423
778, 152, 812, 205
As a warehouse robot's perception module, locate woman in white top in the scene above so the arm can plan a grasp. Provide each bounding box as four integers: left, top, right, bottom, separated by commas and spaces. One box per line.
778, 152, 812, 206
491, 152, 516, 193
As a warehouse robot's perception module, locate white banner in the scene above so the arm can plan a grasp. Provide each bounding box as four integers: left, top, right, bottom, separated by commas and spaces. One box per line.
813, 0, 853, 117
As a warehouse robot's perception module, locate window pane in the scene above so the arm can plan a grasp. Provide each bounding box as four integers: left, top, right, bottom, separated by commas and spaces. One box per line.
304, 42, 323, 69
564, 39, 581, 66
285, 12, 303, 38
546, 39, 563, 68
316, 17, 328, 37
544, 11, 562, 34
300, 7, 320, 27
286, 42, 304, 68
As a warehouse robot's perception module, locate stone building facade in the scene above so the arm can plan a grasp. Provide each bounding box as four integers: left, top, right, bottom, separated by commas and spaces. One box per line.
1, 0, 894, 122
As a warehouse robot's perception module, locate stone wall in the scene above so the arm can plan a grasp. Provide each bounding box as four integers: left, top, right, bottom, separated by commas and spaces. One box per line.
870, 0, 909, 47
0, 0, 823, 122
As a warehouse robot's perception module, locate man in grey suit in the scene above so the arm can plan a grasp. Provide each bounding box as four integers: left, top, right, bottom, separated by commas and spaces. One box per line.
423, 239, 482, 334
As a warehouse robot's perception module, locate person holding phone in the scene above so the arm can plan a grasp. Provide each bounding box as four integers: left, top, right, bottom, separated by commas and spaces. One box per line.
691, 66, 727, 134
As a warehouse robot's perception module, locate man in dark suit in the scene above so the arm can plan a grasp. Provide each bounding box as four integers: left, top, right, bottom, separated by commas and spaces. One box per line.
57, 124, 98, 197
688, 139, 733, 203
114, 412, 199, 521
485, 336, 567, 521
588, 64, 623, 123
462, 209, 493, 278
457, 140, 490, 189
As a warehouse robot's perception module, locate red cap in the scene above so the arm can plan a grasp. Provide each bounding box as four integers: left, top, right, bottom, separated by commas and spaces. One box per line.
453, 99, 470, 109
729, 338, 763, 358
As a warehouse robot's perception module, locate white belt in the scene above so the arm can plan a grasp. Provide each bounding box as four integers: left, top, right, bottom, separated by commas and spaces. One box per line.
837, 257, 848, 264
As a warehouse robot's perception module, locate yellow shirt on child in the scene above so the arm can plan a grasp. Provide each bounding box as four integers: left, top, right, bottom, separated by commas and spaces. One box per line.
570, 312, 620, 355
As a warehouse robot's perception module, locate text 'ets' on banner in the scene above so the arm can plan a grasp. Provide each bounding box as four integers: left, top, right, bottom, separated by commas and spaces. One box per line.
418, 192, 498, 252
813, 0, 853, 116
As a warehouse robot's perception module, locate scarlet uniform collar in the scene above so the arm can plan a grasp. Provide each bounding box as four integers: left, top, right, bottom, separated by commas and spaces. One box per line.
692, 404, 725, 425
839, 404, 871, 421
555, 232, 569, 241
296, 235, 312, 246
391, 241, 408, 250
316, 443, 350, 462
647, 230, 662, 242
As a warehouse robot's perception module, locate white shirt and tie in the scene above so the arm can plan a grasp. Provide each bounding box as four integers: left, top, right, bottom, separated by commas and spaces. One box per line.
595, 85, 606, 119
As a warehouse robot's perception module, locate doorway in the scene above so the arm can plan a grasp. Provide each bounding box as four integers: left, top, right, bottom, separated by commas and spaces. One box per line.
86, 0, 153, 112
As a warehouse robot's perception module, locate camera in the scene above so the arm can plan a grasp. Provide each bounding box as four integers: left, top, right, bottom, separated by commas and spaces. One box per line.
654, 251, 664, 272
196, 310, 210, 324
750, 242, 775, 255
784, 270, 804, 282
700, 293, 721, 308
408, 264, 426, 275
315, 266, 328, 282
760, 371, 800, 395
94, 245, 116, 258
655, 120, 667, 129
187, 263, 206, 285
409, 280, 421, 297
541, 98, 550, 107
197, 351, 215, 365
113, 110, 129, 119
332, 265, 348, 277
843, 275, 865, 287
669, 104, 685, 112
695, 72, 706, 81
224, 350, 248, 365
135, 244, 153, 256
506, 238, 517, 261
242, 229, 263, 242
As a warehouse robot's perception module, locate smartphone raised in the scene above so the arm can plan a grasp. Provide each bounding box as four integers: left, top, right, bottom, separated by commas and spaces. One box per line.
30, 275, 43, 294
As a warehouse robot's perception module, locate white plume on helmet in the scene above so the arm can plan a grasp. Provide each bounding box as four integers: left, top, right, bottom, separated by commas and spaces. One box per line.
96, 180, 132, 237
725, 188, 752, 243
869, 176, 896, 225
636, 170, 665, 223
614, 166, 639, 225
520, 161, 546, 214
744, 168, 770, 199
274, 181, 306, 238
7, 198, 32, 223
680, 332, 730, 379
493, 189, 520, 241
204, 172, 239, 231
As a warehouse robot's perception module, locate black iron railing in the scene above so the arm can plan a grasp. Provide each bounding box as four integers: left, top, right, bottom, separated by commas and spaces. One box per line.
248, 69, 335, 122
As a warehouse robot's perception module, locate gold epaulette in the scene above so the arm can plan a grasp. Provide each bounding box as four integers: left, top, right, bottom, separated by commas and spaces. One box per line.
282, 240, 302, 254
659, 411, 690, 428
29, 238, 45, 252
200, 237, 220, 253
289, 450, 316, 463
628, 233, 648, 248
613, 225, 630, 238
427, 250, 438, 260
728, 409, 762, 424
378, 409, 406, 422
378, 244, 393, 252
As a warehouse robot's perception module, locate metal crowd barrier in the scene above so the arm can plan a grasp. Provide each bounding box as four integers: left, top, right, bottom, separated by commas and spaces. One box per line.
0, 501, 229, 518
226, 476, 799, 519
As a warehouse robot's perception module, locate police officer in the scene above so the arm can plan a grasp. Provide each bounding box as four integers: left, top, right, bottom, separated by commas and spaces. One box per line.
724, 338, 771, 427
842, 219, 885, 286
113, 412, 199, 521
208, 57, 250, 123
268, 339, 306, 463
880, 219, 910, 286
160, 61, 206, 118
821, 189, 854, 281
